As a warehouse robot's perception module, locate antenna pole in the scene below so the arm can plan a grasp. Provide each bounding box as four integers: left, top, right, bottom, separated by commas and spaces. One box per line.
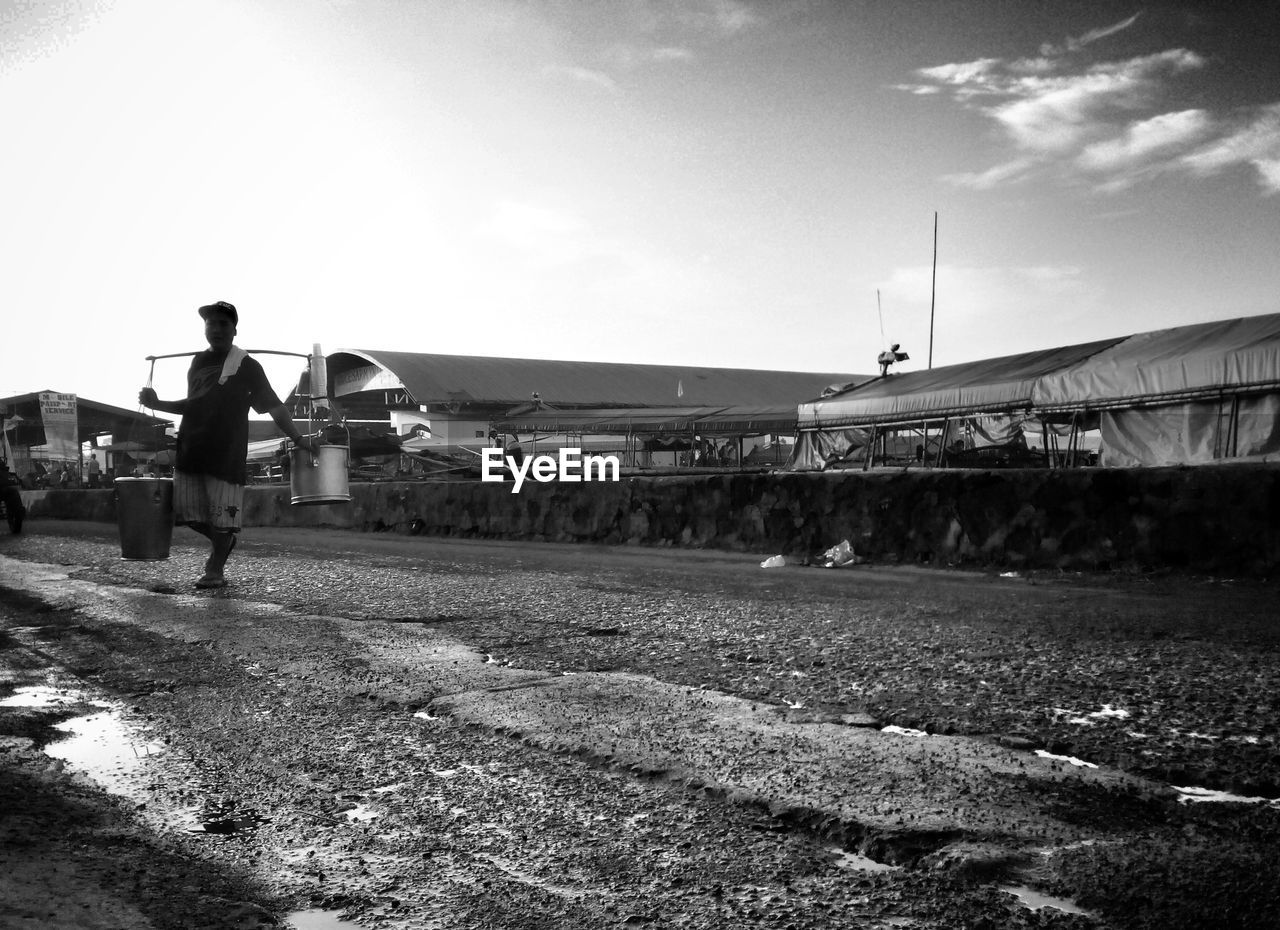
877, 289, 886, 348
928, 211, 938, 370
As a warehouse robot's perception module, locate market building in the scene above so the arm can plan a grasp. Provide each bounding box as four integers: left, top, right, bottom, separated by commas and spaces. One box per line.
299, 351, 866, 468
1, 392, 172, 487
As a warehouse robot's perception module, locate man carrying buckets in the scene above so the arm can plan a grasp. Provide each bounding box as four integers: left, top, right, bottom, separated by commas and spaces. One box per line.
139, 301, 315, 589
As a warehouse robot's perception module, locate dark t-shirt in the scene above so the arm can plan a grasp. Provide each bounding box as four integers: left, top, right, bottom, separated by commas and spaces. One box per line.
176, 350, 282, 484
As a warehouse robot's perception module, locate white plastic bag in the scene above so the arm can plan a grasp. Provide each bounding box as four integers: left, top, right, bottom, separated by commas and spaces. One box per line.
821, 539, 861, 568
760, 555, 786, 568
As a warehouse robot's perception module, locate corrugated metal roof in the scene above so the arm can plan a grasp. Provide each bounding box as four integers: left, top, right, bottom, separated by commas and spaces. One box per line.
798, 338, 1124, 428
0, 392, 171, 439
330, 350, 866, 409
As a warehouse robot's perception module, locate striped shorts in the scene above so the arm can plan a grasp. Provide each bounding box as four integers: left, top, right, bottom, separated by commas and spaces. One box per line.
173, 471, 245, 532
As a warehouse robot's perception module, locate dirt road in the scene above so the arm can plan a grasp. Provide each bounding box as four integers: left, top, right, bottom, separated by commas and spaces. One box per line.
1, 522, 1277, 929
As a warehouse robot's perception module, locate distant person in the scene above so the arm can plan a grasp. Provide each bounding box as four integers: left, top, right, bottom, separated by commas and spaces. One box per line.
0, 461, 25, 532
87, 452, 101, 488
139, 300, 315, 589
878, 343, 908, 377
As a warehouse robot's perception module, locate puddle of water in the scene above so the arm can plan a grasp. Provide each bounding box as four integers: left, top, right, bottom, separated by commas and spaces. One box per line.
1090, 704, 1130, 720
44, 708, 165, 794
1000, 884, 1094, 917
1054, 703, 1132, 726
881, 725, 928, 737
343, 802, 379, 822
831, 847, 899, 872
0, 685, 92, 708
1174, 785, 1280, 806
285, 909, 362, 929
1035, 749, 1097, 768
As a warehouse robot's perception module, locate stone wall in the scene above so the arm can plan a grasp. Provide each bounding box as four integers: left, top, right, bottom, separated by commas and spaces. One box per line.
19, 465, 1280, 574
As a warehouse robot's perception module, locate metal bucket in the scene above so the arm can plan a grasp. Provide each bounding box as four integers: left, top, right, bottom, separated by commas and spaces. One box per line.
290, 444, 351, 505
115, 477, 174, 560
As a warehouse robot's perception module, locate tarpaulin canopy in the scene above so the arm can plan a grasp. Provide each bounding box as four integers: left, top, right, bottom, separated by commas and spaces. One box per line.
1032, 313, 1280, 413
797, 339, 1123, 429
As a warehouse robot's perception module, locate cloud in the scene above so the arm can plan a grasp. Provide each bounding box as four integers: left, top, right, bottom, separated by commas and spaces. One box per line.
1256, 160, 1280, 193
1039, 13, 1142, 56
541, 64, 618, 92
916, 57, 1004, 96
944, 158, 1037, 190
989, 49, 1205, 154
548, 0, 758, 88
892, 83, 941, 96
705, 0, 761, 34
601, 43, 696, 70
902, 15, 1280, 195
1181, 103, 1280, 194
1079, 109, 1215, 170
652, 46, 695, 62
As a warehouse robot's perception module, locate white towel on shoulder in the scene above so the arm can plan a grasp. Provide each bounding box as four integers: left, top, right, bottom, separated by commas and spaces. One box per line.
218, 346, 248, 385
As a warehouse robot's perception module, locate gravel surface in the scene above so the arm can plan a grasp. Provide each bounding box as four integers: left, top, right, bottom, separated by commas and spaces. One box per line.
23, 522, 1274, 796
2, 521, 1279, 929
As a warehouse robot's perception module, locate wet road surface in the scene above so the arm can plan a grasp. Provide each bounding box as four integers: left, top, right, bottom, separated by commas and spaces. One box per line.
1, 522, 1277, 928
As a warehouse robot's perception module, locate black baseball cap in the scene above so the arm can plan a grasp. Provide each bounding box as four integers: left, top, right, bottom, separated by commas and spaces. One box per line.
198, 301, 238, 325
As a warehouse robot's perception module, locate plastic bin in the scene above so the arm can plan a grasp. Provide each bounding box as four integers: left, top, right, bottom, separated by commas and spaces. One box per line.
115, 477, 174, 560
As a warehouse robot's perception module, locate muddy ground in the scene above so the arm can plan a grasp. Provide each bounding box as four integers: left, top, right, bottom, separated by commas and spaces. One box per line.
1, 521, 1278, 929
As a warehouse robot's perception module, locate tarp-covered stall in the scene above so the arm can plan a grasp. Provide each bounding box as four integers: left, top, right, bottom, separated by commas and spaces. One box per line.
492, 405, 799, 436
491, 405, 801, 467
1032, 314, 1280, 466
792, 340, 1122, 470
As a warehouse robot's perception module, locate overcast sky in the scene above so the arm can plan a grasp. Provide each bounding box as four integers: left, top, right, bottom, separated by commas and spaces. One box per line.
3, 1, 1278, 411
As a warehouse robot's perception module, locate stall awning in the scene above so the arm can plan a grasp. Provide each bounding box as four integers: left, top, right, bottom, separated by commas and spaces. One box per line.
1032, 313, 1280, 413
798, 339, 1123, 429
